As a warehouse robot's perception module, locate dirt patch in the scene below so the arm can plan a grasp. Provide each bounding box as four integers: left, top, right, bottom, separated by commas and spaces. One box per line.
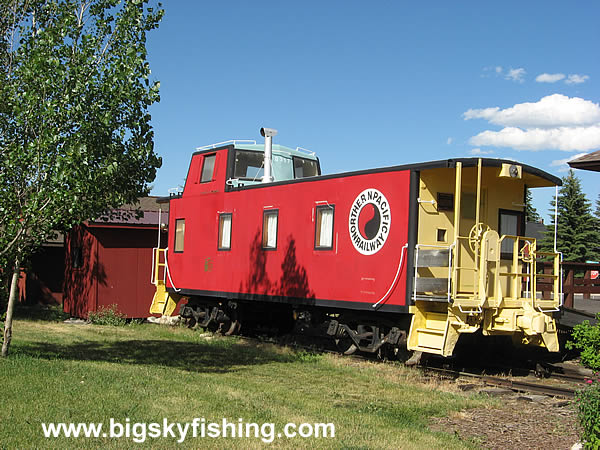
430, 396, 581, 449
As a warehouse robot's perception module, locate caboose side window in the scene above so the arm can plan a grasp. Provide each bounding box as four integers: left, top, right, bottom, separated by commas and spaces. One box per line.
293, 157, 319, 179
234, 150, 265, 180
262, 210, 278, 249
200, 154, 216, 183
174, 219, 185, 252
218, 213, 232, 250
315, 205, 334, 249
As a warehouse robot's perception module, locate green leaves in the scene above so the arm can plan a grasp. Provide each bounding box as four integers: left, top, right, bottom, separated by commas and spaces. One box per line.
566, 314, 600, 371
525, 188, 540, 223
0, 0, 164, 263
568, 318, 600, 446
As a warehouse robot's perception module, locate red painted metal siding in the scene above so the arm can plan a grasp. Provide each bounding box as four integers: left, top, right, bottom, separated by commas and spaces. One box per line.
166, 149, 412, 308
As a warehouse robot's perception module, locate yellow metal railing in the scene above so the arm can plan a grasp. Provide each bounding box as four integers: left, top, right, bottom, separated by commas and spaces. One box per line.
495, 235, 561, 310
444, 231, 561, 311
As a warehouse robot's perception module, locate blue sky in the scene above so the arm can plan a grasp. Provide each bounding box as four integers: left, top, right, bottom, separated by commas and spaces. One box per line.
147, 1, 599, 220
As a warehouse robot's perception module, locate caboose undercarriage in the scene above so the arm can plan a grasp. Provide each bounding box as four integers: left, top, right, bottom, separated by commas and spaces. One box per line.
178, 295, 411, 356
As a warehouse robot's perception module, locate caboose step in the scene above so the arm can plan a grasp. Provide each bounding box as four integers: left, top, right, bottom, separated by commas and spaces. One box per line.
413, 295, 450, 302
149, 282, 180, 316
414, 277, 449, 294
410, 327, 448, 354
416, 249, 450, 267
408, 308, 458, 357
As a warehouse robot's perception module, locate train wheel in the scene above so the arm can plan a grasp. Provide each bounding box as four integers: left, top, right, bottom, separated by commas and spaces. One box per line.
377, 344, 398, 361
335, 338, 358, 355
206, 321, 219, 333
185, 316, 198, 329
221, 305, 241, 336
222, 317, 241, 336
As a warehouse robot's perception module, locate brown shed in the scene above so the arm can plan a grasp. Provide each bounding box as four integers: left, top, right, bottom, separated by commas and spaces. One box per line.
63, 197, 169, 319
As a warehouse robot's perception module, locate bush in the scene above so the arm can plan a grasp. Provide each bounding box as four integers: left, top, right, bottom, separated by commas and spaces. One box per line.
566, 313, 600, 370
87, 304, 126, 326
577, 375, 600, 449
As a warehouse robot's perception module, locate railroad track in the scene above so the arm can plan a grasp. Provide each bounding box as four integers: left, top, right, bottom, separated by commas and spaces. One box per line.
204, 328, 587, 400
421, 366, 578, 399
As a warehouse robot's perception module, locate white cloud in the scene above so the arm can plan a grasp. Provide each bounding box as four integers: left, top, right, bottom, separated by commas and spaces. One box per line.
482, 66, 504, 78
505, 68, 526, 83
446, 137, 453, 145
463, 94, 600, 129
463, 107, 500, 122
470, 148, 494, 155
566, 74, 589, 84
464, 95, 600, 152
470, 125, 600, 151
535, 73, 565, 83
551, 153, 588, 172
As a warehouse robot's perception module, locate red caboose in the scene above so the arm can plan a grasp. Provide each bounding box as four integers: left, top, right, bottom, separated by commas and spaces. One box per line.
151, 129, 562, 357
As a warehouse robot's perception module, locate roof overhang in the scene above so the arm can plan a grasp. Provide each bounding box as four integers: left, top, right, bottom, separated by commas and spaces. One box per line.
568, 150, 600, 172
85, 222, 163, 231
442, 158, 561, 187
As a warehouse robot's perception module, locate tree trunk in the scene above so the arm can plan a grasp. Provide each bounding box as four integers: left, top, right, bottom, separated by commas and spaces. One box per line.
2, 258, 20, 357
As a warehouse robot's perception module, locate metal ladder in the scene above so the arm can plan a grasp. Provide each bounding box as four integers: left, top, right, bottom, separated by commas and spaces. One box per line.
149, 248, 180, 316
409, 243, 457, 355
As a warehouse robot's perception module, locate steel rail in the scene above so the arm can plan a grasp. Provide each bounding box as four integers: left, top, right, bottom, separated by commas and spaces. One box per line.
185, 323, 583, 399
422, 366, 577, 398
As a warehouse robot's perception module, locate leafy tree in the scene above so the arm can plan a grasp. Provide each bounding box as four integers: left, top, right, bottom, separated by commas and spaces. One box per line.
0, 0, 163, 356
524, 187, 541, 223
540, 170, 600, 262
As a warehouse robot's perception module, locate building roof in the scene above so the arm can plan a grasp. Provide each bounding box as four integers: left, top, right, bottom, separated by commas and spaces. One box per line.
88, 196, 169, 228
525, 221, 547, 242
568, 150, 600, 172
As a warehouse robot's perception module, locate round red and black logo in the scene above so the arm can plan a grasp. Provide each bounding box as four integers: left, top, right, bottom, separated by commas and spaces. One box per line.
348, 188, 391, 255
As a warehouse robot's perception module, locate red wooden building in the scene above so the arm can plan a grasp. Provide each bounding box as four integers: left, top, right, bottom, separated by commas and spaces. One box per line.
18, 233, 65, 305
63, 197, 168, 319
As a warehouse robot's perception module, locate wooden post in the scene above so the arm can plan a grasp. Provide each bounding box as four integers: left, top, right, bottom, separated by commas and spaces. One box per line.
584, 269, 591, 300
564, 268, 574, 308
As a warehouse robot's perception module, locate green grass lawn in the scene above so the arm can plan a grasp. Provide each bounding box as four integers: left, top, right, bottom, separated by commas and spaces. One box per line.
0, 312, 490, 449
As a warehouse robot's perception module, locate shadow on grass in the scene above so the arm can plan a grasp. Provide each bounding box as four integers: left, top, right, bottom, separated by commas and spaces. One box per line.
14, 338, 300, 374
13, 304, 70, 322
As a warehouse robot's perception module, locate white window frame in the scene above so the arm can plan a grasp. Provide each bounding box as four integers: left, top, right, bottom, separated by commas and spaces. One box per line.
200, 154, 216, 183
262, 210, 279, 250
218, 213, 232, 250
174, 218, 185, 253
315, 205, 334, 250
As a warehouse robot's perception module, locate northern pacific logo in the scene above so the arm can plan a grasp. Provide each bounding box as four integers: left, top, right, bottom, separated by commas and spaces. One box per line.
348, 188, 391, 255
